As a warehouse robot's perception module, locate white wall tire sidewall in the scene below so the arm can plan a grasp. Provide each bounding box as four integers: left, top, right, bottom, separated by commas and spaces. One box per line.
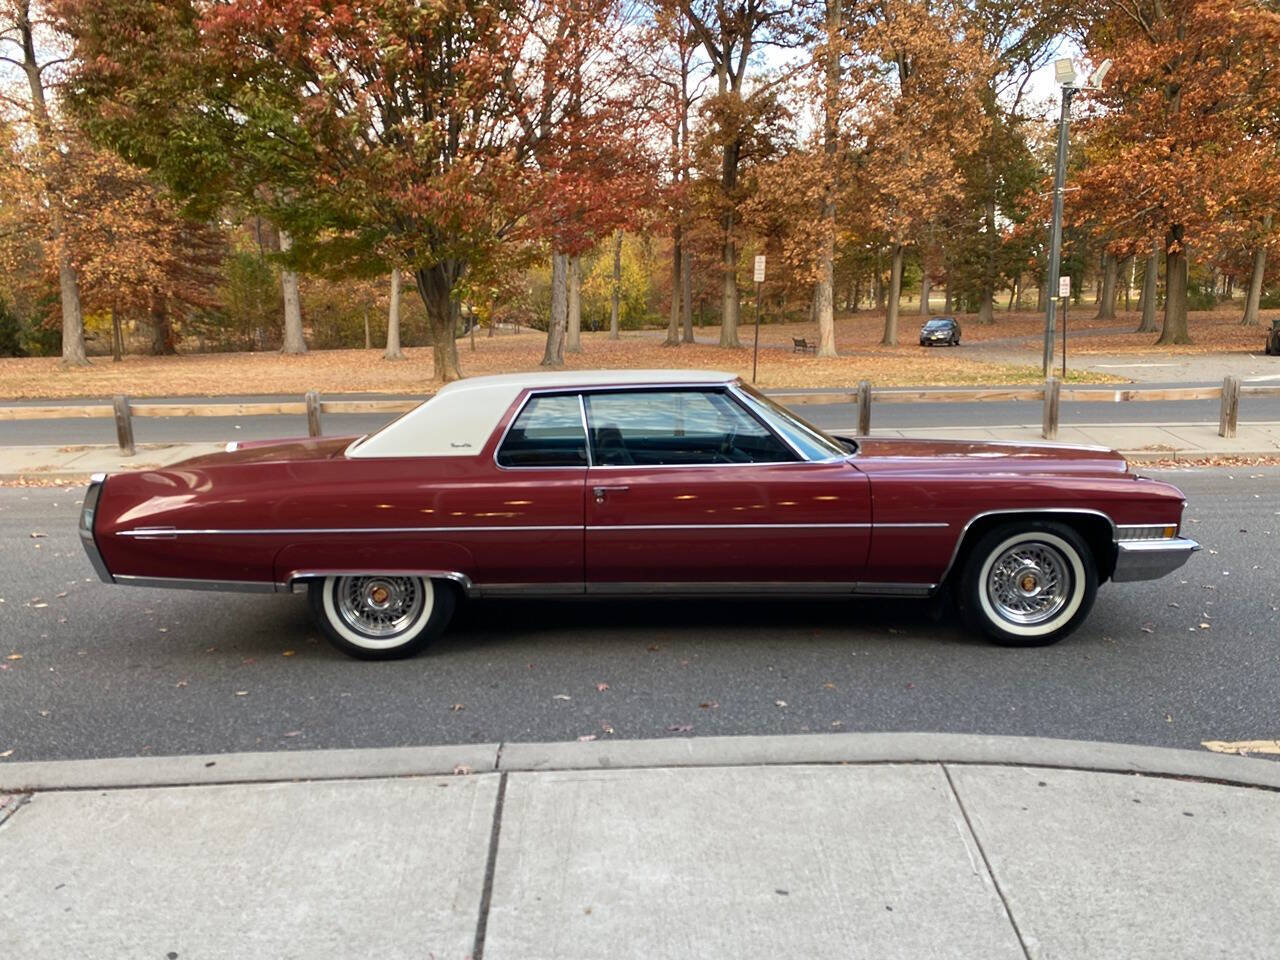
320, 575, 435, 651
976, 531, 1086, 639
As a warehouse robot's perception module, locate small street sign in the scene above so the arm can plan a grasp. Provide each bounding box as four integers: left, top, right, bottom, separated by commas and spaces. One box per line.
753, 255, 766, 284
1058, 275, 1071, 298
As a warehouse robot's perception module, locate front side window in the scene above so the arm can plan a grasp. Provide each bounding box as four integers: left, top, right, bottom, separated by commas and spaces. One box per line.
584, 389, 797, 466
496, 394, 587, 467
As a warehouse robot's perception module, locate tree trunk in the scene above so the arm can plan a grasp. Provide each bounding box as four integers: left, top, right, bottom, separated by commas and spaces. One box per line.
542, 251, 568, 366
110, 304, 123, 362
881, 244, 904, 346
918, 274, 931, 315
1137, 241, 1159, 332
681, 245, 694, 343
609, 231, 622, 340
1014, 274, 1023, 311
812, 0, 841, 358
1242, 215, 1271, 326
851, 280, 861, 313
975, 193, 996, 324
385, 267, 405, 359
814, 252, 837, 356
277, 230, 307, 354
414, 262, 464, 381
567, 255, 582, 352
149, 290, 176, 355
1123, 256, 1134, 312
719, 219, 740, 346
1095, 252, 1118, 321
665, 230, 682, 346
1158, 227, 1190, 345
17, 3, 88, 367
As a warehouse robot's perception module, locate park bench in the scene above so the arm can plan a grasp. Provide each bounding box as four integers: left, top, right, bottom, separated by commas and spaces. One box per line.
792, 337, 818, 354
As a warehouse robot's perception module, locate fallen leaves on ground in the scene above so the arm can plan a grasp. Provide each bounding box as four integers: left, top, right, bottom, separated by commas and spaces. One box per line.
1202, 739, 1280, 756
0, 308, 1143, 401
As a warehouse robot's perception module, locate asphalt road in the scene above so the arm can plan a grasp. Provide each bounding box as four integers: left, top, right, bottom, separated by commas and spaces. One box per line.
4, 384, 1280, 446
1, 468, 1277, 763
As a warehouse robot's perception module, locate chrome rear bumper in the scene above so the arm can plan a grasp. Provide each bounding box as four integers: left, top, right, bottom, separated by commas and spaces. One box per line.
1111, 537, 1199, 583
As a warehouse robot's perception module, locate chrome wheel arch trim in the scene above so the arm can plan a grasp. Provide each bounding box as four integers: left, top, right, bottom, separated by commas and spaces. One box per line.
284, 570, 477, 597
936, 507, 1117, 587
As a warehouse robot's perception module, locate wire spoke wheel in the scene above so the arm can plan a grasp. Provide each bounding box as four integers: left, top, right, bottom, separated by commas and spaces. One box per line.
334, 576, 425, 638
985, 541, 1072, 626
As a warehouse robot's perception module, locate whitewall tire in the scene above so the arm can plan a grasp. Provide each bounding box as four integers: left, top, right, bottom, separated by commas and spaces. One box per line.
959, 522, 1097, 646
308, 575, 456, 660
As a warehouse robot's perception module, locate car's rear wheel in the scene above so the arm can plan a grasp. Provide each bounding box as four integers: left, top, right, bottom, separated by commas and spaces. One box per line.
308, 574, 456, 660
958, 522, 1097, 646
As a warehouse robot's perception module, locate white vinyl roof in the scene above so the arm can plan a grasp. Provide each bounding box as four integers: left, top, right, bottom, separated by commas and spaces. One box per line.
348, 369, 737, 459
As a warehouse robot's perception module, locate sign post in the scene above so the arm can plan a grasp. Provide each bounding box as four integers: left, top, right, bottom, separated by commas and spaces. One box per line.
752, 255, 766, 383
1058, 275, 1071, 378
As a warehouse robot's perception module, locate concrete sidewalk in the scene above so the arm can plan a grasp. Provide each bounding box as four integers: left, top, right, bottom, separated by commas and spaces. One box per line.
2, 733, 1278, 960
2, 419, 1279, 481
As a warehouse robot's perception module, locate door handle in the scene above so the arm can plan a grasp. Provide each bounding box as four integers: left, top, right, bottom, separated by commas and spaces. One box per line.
592, 485, 630, 503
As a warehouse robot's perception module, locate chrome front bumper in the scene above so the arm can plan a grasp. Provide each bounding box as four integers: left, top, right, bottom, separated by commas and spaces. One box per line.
1111, 537, 1200, 583
79, 473, 114, 584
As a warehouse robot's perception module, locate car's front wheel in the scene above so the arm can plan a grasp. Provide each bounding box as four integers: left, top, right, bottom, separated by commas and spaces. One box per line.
308, 574, 456, 659
958, 522, 1097, 646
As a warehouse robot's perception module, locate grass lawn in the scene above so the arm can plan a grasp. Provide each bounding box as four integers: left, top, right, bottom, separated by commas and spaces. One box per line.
4, 304, 1264, 400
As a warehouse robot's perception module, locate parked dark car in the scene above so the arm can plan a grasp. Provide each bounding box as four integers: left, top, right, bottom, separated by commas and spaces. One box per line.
920, 316, 961, 347
1265, 318, 1280, 355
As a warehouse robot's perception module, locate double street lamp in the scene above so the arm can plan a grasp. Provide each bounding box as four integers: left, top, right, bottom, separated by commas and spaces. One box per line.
1042, 57, 1113, 377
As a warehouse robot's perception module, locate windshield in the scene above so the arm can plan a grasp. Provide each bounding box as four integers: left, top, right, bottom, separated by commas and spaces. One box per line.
733, 383, 852, 459
924, 319, 953, 329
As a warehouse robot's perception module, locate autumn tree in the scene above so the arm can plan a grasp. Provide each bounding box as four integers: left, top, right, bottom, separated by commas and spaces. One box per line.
1072, 0, 1280, 344
851, 0, 989, 344
953, 0, 1068, 325
64, 0, 631, 381
533, 0, 657, 366
673, 0, 795, 347
1, 0, 91, 364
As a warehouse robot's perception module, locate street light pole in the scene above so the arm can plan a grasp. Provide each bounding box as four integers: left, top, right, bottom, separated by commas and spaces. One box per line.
1042, 84, 1076, 378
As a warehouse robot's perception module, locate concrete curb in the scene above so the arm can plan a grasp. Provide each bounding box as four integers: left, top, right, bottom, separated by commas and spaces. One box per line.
2, 732, 1277, 794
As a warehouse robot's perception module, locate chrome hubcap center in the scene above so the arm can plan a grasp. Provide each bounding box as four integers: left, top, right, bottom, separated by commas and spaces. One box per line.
987, 542, 1072, 626
335, 576, 426, 638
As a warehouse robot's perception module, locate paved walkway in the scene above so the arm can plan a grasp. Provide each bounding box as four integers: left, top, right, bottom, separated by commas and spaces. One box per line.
1, 733, 1277, 959
1, 418, 1277, 481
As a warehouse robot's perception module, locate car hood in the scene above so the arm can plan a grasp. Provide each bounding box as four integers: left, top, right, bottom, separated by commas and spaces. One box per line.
847, 437, 1130, 475
174, 435, 358, 468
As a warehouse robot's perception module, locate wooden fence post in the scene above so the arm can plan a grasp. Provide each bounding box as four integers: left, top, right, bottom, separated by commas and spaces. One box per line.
112, 395, 135, 456
305, 391, 323, 437
1218, 375, 1240, 438
1042, 377, 1061, 440
856, 380, 872, 436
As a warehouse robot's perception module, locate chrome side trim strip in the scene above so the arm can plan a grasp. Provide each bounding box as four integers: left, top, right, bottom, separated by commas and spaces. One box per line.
117, 521, 942, 537
934, 507, 1118, 586
113, 575, 277, 593
479, 582, 587, 597
574, 581, 936, 598
590, 522, 873, 531
117, 525, 582, 537
78, 473, 114, 584
284, 570, 477, 596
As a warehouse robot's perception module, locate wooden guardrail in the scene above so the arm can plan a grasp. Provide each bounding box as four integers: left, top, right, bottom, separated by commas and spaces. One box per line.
0, 375, 1274, 454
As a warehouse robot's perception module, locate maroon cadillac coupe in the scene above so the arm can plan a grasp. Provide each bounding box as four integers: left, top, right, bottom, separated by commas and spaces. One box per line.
79, 370, 1197, 658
